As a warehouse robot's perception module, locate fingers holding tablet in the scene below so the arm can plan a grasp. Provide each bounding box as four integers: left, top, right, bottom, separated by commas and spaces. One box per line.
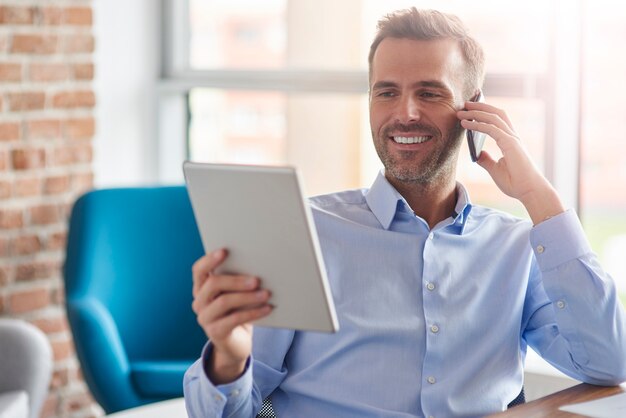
190, 249, 274, 384
192, 250, 272, 325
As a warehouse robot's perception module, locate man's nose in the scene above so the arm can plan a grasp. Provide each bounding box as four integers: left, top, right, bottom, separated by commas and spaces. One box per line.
397, 95, 421, 123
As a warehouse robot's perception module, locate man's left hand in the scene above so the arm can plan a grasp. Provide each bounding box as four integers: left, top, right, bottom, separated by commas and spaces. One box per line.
457, 100, 565, 225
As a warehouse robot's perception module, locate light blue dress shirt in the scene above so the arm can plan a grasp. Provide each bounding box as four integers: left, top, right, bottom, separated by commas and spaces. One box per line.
184, 172, 626, 418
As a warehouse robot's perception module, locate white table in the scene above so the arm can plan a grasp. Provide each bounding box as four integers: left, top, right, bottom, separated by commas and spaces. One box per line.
105, 398, 187, 418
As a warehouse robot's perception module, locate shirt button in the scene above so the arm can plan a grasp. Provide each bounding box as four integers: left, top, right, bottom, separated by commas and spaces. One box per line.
426, 282, 435, 291
230, 389, 240, 397
213, 394, 222, 402
430, 325, 439, 333
556, 300, 566, 309
427, 376, 436, 384
536, 245, 545, 254
428, 232, 435, 240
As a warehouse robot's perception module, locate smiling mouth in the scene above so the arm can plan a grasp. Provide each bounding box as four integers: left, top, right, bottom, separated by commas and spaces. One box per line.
392, 136, 431, 144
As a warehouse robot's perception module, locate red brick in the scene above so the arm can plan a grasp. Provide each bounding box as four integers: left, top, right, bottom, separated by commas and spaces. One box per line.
14, 177, 42, 197
27, 119, 61, 139
52, 91, 95, 109
72, 172, 94, 192
11, 34, 58, 54
61, 202, 73, 219
29, 63, 69, 82
0, 209, 23, 229
65, 117, 95, 139
0, 62, 22, 81
72, 63, 93, 80
60, 390, 93, 414
0, 6, 35, 24
0, 238, 8, 257
0, 150, 7, 171
63, 34, 94, 54
47, 231, 67, 250
51, 285, 65, 305
50, 368, 70, 389
0, 267, 7, 287
12, 234, 42, 255
0, 266, 10, 288
51, 338, 73, 361
32, 317, 67, 336
8, 91, 45, 111
16, 260, 58, 281
75, 145, 94, 163
0, 181, 10, 198
8, 287, 51, 314
41, 393, 59, 418
44, 175, 70, 195
64, 7, 92, 26
52, 148, 72, 166
73, 364, 84, 382
40, 7, 62, 25
30, 204, 61, 225
53, 144, 92, 165
12, 148, 46, 170
0, 122, 20, 141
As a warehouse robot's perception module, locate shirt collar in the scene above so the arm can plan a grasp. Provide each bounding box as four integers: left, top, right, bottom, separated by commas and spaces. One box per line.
452, 183, 472, 234
364, 170, 473, 234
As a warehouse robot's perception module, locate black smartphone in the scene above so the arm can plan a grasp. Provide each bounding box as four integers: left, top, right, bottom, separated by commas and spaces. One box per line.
466, 91, 486, 162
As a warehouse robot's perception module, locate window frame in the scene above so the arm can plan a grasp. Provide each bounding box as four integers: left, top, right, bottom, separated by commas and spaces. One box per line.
157, 0, 583, 212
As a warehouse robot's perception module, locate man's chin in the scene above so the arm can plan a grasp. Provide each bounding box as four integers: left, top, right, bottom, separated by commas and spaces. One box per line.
386, 167, 430, 185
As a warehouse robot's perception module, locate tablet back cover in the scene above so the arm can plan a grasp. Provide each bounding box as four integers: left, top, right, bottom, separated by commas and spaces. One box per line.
183, 162, 339, 333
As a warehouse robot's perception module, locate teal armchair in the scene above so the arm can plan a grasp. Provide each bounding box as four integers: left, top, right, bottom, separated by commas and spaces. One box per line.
64, 186, 206, 413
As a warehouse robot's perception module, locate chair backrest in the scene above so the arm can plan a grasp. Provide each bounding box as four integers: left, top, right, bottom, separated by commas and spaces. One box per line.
64, 186, 207, 411
0, 318, 53, 418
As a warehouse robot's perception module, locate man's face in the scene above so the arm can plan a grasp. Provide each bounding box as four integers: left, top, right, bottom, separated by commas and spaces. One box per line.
369, 37, 467, 187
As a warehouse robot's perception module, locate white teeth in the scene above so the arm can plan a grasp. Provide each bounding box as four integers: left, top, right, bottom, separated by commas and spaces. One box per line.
393, 136, 429, 144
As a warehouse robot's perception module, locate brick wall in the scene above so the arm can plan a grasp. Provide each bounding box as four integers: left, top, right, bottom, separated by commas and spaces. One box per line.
0, 1, 98, 417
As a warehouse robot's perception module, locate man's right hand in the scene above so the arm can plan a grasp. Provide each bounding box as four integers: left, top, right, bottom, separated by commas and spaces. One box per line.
191, 249, 273, 384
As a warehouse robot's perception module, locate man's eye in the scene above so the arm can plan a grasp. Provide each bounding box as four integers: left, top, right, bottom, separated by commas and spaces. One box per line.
420, 92, 439, 98
377, 91, 396, 98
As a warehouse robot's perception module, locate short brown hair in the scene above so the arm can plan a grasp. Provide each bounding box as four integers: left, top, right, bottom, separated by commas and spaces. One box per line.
368, 8, 485, 98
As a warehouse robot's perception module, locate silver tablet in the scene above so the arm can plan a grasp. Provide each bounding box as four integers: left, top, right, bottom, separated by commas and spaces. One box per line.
183, 161, 339, 333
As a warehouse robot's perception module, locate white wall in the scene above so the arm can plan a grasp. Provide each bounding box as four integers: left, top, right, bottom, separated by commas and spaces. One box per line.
93, 0, 161, 187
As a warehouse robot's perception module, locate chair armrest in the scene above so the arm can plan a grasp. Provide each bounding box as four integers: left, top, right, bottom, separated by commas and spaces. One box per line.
66, 298, 142, 413
0, 391, 28, 418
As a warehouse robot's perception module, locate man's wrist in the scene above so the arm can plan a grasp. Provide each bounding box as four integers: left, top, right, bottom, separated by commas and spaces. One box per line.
205, 347, 248, 385
520, 185, 565, 226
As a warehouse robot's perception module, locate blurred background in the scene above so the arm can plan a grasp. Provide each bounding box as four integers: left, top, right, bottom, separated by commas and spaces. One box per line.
149, 0, 626, 297
1, 0, 625, 416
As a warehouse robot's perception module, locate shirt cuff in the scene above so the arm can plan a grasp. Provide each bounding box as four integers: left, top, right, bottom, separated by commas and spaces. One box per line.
529, 208, 592, 272
200, 342, 254, 410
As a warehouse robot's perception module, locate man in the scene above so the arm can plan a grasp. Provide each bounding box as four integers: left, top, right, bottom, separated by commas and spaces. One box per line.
184, 8, 626, 418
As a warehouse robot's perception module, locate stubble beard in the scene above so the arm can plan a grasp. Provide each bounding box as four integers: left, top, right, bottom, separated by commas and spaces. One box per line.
373, 123, 464, 187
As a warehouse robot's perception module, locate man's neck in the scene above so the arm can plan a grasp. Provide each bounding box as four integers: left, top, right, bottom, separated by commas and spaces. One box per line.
388, 177, 458, 230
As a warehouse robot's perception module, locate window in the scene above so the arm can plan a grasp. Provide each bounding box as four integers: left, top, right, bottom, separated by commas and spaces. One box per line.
162, 0, 556, 203
580, 1, 626, 304
160, 0, 624, 304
